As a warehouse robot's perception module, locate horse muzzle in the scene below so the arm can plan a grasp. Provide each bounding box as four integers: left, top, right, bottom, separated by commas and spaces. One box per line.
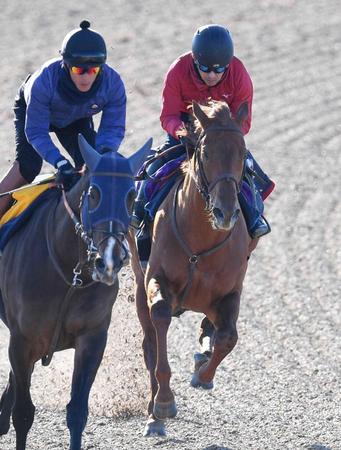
211, 205, 240, 231
92, 237, 131, 285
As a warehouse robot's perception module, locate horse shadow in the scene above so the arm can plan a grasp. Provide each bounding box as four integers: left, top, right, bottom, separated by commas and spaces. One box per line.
200, 443, 333, 450
306, 445, 333, 450
202, 445, 233, 450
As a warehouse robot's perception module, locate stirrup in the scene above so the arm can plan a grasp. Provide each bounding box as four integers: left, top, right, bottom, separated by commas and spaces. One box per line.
250, 215, 271, 239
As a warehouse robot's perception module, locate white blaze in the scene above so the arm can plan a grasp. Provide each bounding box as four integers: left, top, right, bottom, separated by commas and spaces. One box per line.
104, 237, 115, 275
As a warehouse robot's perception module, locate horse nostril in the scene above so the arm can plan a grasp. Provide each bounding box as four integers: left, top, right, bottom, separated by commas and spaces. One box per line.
213, 207, 224, 221
95, 257, 105, 271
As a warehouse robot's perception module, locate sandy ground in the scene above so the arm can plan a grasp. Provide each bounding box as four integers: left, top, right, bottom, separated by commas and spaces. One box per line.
0, 0, 340, 449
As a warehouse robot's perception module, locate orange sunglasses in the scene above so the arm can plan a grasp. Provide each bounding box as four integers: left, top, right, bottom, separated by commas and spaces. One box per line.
70, 66, 101, 75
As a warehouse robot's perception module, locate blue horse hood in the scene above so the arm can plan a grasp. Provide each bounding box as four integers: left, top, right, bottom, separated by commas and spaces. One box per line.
78, 134, 152, 232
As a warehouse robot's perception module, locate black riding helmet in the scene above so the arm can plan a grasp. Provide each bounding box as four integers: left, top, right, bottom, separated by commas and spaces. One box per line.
60, 20, 107, 66
192, 24, 234, 70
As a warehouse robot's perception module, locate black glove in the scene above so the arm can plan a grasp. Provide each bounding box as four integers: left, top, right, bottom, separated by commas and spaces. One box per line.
55, 159, 76, 190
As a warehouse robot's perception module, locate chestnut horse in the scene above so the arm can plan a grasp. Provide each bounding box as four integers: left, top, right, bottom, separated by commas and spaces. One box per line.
130, 101, 258, 436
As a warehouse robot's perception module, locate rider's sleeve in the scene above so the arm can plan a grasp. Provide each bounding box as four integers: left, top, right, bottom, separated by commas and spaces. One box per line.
160, 64, 185, 138
96, 74, 126, 152
229, 59, 253, 135
24, 71, 63, 167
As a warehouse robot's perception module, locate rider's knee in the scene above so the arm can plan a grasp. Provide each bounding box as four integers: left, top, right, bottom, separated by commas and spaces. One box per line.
16, 155, 42, 183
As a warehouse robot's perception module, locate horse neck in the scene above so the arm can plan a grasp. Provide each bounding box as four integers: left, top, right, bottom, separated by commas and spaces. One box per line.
52, 177, 88, 263
177, 172, 226, 250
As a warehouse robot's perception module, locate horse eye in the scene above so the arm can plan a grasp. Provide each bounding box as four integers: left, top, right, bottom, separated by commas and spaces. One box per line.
88, 186, 100, 210
126, 189, 137, 215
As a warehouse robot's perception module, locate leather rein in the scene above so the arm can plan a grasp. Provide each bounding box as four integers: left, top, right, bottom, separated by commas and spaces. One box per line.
192, 125, 245, 208
42, 173, 130, 367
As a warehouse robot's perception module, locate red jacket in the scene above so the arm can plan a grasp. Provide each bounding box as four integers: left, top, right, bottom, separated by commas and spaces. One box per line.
160, 52, 253, 137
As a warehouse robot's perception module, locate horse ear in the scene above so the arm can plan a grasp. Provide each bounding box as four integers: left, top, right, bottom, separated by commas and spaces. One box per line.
78, 134, 101, 171
235, 102, 249, 128
192, 101, 210, 129
128, 137, 153, 175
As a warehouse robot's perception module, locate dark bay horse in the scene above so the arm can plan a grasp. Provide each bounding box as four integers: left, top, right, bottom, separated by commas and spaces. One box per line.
130, 101, 258, 436
0, 135, 151, 450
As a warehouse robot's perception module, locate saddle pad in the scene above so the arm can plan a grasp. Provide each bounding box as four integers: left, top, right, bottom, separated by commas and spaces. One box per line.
0, 183, 52, 226
144, 154, 186, 201
0, 187, 60, 252
139, 155, 185, 222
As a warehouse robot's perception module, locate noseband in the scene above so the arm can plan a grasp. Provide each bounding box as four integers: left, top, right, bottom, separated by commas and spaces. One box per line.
192, 125, 246, 209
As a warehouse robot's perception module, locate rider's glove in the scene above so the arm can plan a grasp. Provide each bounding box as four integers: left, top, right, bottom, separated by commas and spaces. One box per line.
175, 122, 188, 138
55, 159, 76, 190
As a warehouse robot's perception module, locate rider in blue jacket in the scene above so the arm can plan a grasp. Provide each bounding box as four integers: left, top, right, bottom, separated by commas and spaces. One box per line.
0, 20, 126, 218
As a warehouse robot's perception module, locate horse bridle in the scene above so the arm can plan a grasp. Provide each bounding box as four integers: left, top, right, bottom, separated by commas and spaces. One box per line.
171, 125, 247, 309
42, 173, 132, 367
191, 125, 246, 209
62, 171, 133, 283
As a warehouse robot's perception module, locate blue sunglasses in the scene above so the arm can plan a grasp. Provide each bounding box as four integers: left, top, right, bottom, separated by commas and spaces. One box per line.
195, 60, 227, 74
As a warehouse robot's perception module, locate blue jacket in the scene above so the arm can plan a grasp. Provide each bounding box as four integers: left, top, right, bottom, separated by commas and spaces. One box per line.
23, 58, 126, 167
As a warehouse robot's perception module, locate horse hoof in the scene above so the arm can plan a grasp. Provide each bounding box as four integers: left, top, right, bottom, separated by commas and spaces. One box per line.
190, 371, 214, 389
191, 353, 214, 389
153, 400, 177, 420
0, 421, 10, 436
143, 417, 166, 437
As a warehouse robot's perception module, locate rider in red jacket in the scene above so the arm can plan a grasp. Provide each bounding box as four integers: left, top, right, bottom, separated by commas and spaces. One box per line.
133, 25, 274, 261
160, 51, 252, 138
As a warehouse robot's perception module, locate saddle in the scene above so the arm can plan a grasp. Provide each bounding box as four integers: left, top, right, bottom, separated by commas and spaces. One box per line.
142, 154, 186, 222
139, 155, 269, 226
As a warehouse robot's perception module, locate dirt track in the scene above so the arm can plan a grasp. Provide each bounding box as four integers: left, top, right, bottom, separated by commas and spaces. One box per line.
0, 0, 340, 449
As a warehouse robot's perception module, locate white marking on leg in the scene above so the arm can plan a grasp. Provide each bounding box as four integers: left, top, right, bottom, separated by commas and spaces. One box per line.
201, 336, 212, 354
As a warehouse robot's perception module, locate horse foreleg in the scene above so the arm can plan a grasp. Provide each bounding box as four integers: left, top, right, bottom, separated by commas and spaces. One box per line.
191, 292, 240, 389
142, 327, 158, 407
0, 371, 14, 435
8, 334, 35, 450
66, 329, 107, 450
140, 327, 167, 437
190, 317, 216, 389
148, 277, 176, 421
135, 275, 166, 436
